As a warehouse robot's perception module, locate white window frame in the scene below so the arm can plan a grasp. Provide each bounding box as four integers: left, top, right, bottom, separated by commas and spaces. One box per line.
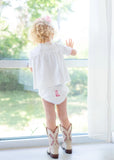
0, 59, 88, 68
0, 59, 102, 149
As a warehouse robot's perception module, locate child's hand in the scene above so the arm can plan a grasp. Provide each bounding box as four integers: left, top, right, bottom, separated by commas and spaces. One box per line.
66, 39, 77, 56
30, 67, 33, 72
66, 39, 74, 48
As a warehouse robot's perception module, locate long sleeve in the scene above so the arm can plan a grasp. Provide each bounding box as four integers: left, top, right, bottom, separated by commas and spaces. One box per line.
57, 43, 72, 56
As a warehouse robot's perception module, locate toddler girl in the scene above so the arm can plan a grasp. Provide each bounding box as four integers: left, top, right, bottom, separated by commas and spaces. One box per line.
29, 16, 77, 159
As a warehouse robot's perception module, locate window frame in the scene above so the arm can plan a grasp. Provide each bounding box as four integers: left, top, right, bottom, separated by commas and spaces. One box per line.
0, 59, 88, 68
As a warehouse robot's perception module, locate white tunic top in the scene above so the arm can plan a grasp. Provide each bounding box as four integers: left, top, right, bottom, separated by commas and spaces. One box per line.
29, 42, 72, 90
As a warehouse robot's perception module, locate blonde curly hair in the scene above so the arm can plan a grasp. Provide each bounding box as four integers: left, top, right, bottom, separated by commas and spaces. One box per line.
30, 17, 55, 44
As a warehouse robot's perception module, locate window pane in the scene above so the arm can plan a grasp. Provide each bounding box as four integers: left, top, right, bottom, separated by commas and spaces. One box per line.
0, 0, 89, 60
67, 68, 88, 133
0, 67, 88, 138
59, 0, 89, 59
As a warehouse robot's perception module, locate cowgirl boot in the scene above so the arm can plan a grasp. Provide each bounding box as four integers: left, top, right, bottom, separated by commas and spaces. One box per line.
46, 126, 59, 159
60, 123, 72, 154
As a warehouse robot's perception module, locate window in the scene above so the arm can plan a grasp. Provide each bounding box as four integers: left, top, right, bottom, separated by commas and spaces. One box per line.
0, 0, 89, 146
0, 66, 88, 139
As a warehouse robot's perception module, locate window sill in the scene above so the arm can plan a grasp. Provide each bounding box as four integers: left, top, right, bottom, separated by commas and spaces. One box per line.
0, 133, 103, 150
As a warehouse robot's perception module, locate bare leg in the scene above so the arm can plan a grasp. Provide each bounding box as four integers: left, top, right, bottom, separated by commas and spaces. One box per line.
56, 98, 70, 129
42, 99, 56, 131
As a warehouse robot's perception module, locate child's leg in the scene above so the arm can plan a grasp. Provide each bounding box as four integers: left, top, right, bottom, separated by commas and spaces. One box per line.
56, 98, 72, 154
56, 98, 70, 129
42, 98, 56, 131
42, 99, 59, 158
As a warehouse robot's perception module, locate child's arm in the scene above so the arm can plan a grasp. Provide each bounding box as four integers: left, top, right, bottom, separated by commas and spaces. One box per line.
66, 39, 77, 56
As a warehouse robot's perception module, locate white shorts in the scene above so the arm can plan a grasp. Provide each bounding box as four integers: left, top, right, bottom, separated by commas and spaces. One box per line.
39, 84, 69, 105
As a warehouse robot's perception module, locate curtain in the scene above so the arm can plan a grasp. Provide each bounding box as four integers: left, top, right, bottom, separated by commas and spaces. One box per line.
88, 0, 114, 142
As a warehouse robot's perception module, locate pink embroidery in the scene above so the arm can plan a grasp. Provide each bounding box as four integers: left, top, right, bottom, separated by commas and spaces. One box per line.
49, 133, 58, 146
63, 131, 67, 141
49, 134, 54, 146
56, 134, 59, 145
55, 90, 60, 97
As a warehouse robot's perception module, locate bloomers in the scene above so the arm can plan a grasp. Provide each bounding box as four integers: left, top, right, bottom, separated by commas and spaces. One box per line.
39, 84, 69, 105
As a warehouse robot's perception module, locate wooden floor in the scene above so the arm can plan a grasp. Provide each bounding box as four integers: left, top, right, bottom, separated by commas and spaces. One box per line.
0, 143, 114, 160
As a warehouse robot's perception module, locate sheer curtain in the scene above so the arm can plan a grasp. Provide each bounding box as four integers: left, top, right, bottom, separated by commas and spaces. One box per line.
88, 0, 114, 142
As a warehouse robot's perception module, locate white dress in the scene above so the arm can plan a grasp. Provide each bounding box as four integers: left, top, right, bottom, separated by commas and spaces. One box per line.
29, 42, 72, 90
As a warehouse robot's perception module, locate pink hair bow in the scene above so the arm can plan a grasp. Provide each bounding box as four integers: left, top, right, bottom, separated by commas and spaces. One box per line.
44, 16, 51, 23
36, 16, 51, 23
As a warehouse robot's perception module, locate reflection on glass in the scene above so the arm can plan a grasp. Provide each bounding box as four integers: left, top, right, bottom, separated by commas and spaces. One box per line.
0, 68, 88, 138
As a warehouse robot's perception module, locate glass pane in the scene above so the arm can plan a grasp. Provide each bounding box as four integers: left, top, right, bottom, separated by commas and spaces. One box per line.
0, 0, 89, 60
59, 0, 89, 59
67, 68, 88, 133
0, 67, 88, 139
